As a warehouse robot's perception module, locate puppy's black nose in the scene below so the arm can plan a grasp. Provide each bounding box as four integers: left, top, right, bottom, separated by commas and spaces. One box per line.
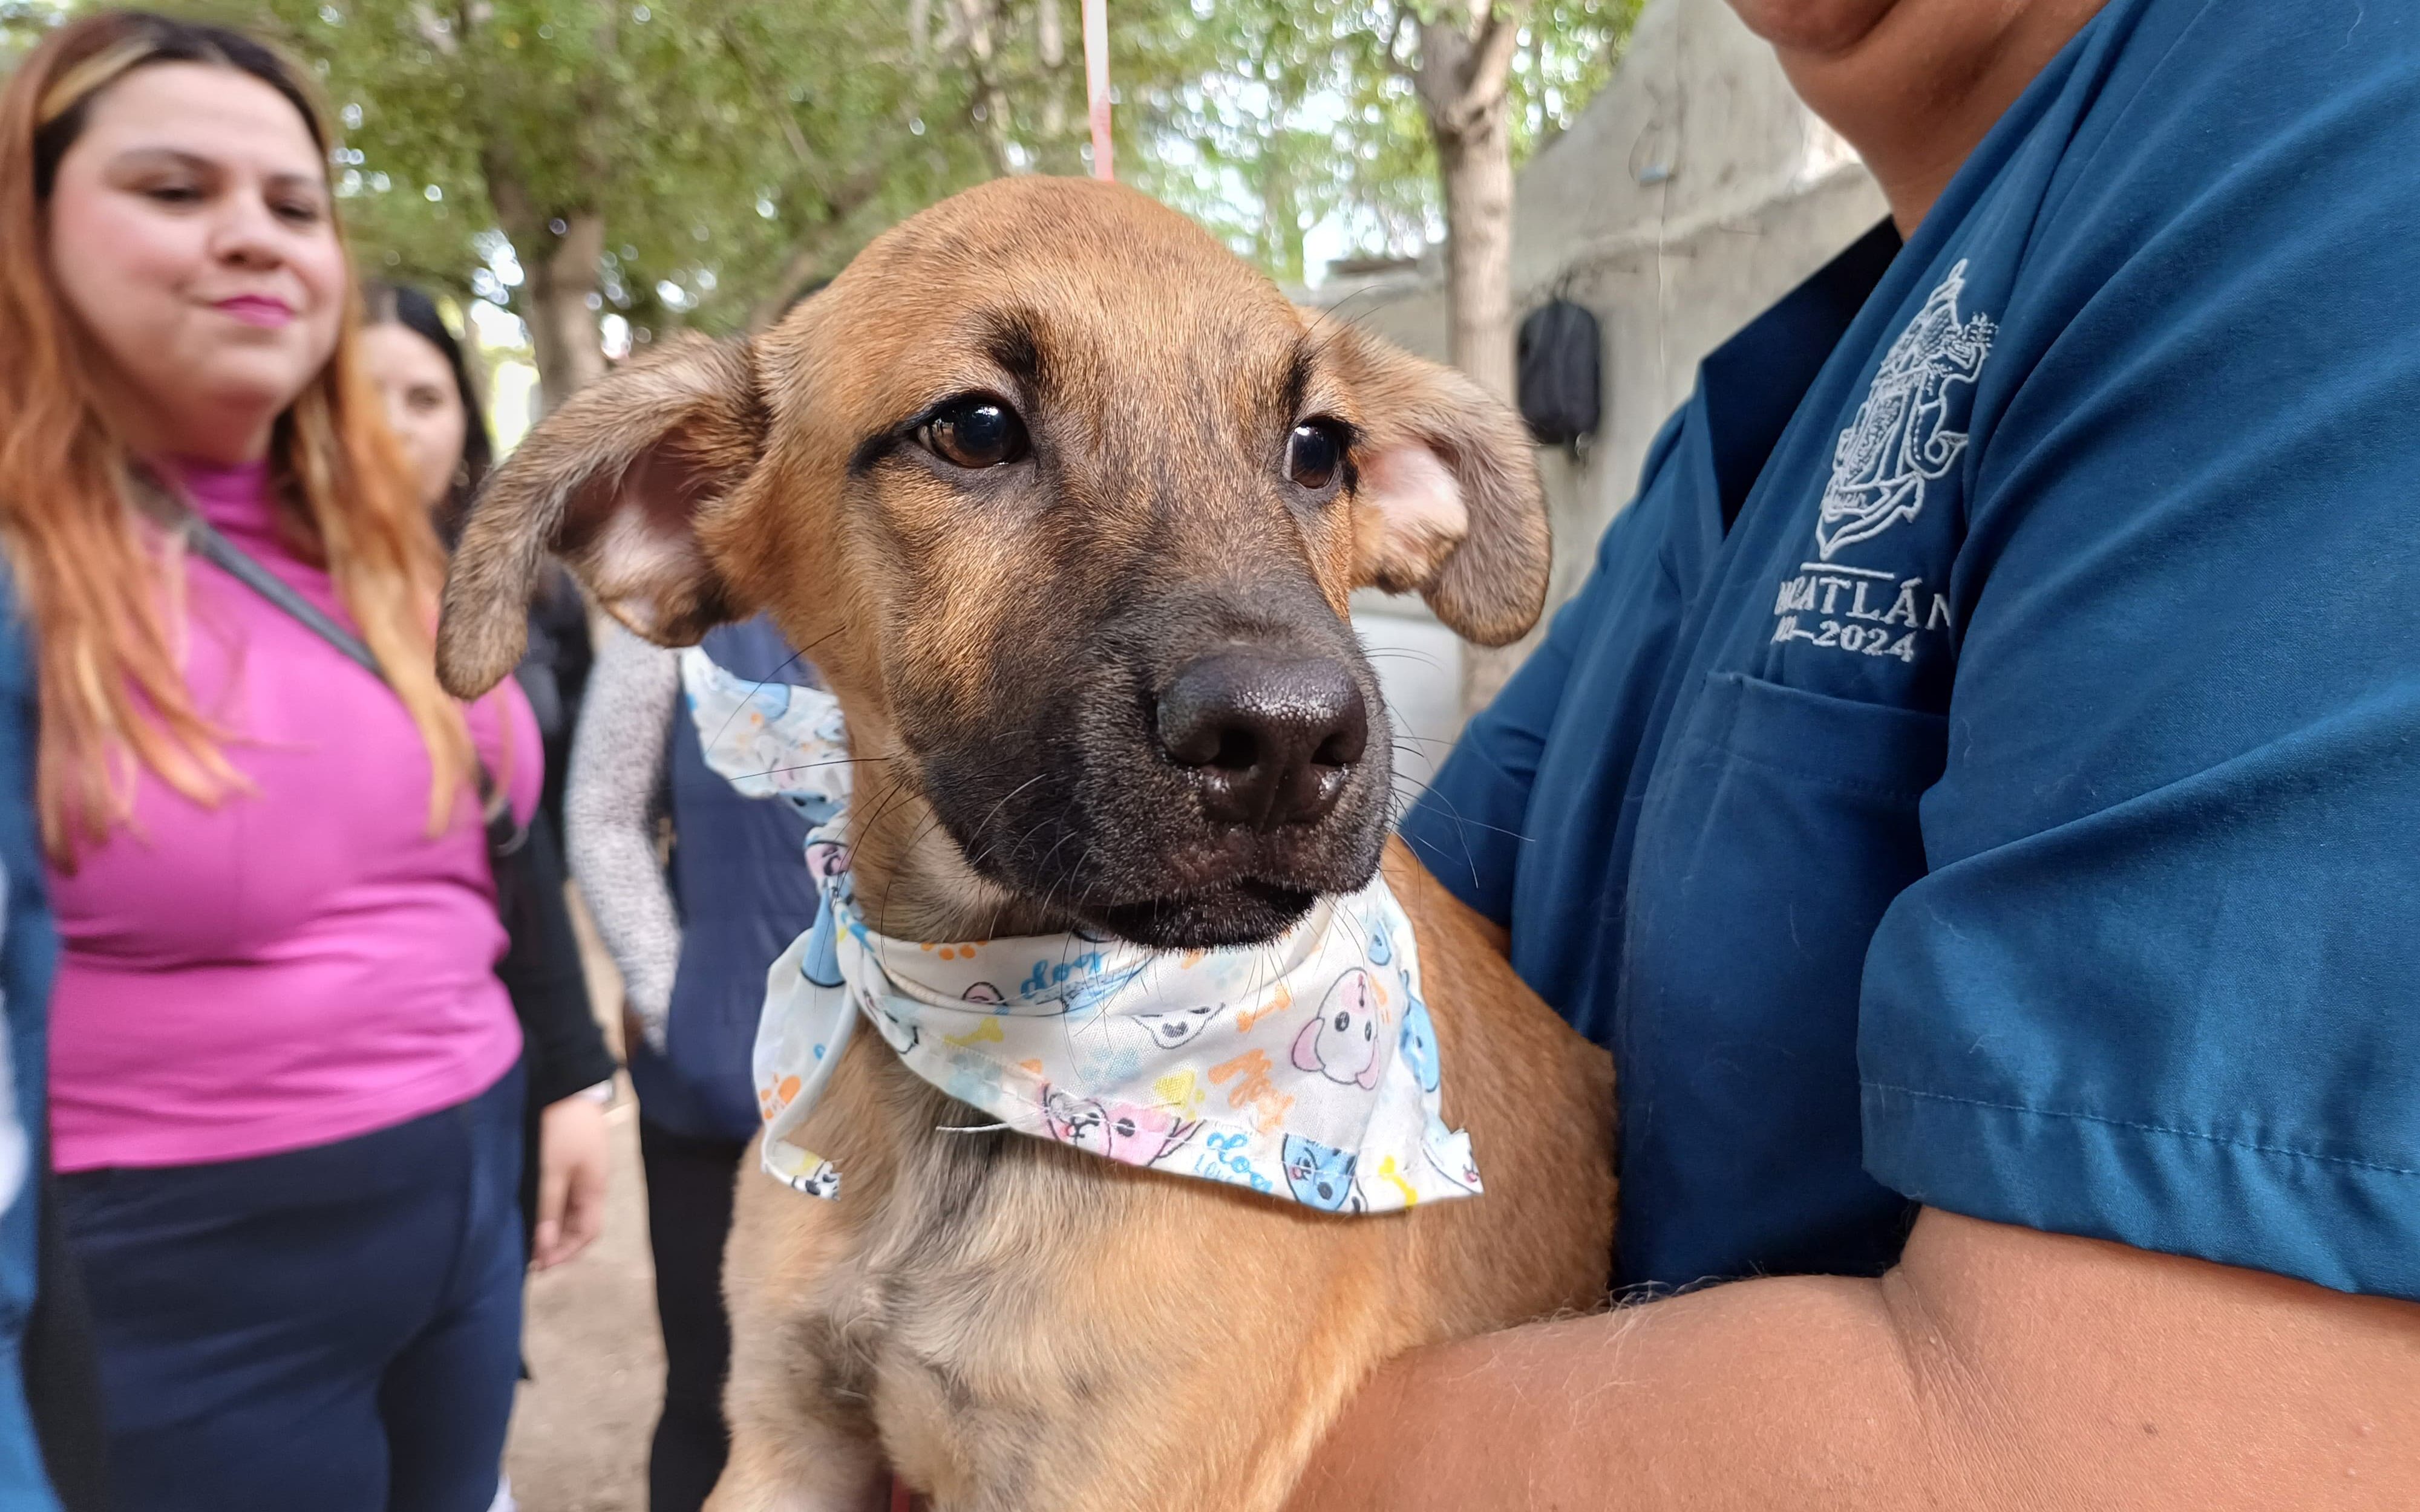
1156, 651, 1367, 829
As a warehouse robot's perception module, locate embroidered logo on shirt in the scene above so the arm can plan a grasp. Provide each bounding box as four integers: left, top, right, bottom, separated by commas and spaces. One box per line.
1769, 562, 1953, 663
1814, 258, 1996, 561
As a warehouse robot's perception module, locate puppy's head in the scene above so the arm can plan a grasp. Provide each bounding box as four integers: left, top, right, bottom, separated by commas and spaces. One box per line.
442, 178, 1546, 949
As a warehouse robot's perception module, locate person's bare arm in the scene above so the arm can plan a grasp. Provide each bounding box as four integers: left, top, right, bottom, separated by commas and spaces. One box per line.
1287, 1207, 2420, 1511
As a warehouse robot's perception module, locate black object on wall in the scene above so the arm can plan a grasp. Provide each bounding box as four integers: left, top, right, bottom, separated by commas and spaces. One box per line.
1516, 297, 1603, 448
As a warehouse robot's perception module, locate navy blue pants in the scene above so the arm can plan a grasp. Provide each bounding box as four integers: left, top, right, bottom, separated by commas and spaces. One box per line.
56, 1067, 525, 1512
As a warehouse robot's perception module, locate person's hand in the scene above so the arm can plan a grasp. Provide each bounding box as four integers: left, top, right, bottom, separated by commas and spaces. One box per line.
532, 1089, 612, 1269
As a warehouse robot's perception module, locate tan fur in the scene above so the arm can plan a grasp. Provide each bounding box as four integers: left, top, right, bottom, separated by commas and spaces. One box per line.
439, 337, 764, 696
710, 840, 1609, 1512
437, 176, 1611, 1512
1309, 320, 1551, 648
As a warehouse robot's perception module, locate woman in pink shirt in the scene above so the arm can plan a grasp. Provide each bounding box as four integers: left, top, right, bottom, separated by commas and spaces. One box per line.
1, 15, 543, 1509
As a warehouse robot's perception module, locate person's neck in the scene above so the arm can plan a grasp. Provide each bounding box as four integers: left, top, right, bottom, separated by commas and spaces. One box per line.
1745, 0, 2110, 234
88, 368, 277, 468
139, 413, 276, 469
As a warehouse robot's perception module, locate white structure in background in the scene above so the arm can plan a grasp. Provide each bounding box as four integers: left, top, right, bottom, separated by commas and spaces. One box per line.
1336, 0, 1887, 793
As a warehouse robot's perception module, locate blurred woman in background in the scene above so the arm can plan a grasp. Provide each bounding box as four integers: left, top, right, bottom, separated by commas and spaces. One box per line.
359, 282, 590, 834
359, 281, 612, 1289
0, 14, 539, 1508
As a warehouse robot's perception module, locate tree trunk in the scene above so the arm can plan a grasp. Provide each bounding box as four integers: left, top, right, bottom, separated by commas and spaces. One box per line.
484, 151, 606, 415
1410, 4, 1529, 711
1262, 148, 1305, 285
947, 0, 1016, 176
1037, 0, 1070, 147
1434, 108, 1516, 403
1414, 5, 1523, 405
525, 212, 608, 414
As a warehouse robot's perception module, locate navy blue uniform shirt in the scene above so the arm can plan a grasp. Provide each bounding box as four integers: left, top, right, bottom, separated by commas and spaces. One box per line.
0, 572, 60, 1508
1402, 0, 2420, 1298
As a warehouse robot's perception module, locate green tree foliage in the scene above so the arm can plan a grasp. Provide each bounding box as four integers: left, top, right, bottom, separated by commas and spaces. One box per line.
235, 1, 1007, 373
5, 1, 1637, 395
1134, 0, 1641, 285
1, 2, 68, 71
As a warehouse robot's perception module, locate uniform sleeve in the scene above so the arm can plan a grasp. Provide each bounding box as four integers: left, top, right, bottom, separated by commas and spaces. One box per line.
1857, 31, 2420, 1298
1400, 412, 1692, 924
1396, 593, 1578, 923
564, 625, 682, 1049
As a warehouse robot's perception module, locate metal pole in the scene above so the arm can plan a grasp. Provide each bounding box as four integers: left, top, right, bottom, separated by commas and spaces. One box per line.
1084, 0, 1113, 180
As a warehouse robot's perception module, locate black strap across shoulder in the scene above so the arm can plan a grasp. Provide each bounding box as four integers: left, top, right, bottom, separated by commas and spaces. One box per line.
175, 506, 528, 860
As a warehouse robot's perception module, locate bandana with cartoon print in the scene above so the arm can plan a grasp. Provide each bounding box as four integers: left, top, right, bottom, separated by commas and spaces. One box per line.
751, 824, 1482, 1213
684, 648, 1482, 1213
680, 647, 851, 825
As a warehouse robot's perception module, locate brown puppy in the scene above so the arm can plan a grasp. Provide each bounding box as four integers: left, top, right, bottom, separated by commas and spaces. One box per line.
439, 176, 1613, 1512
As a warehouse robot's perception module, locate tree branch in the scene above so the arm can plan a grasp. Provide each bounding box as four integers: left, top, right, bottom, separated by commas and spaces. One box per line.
712, 12, 823, 195
744, 152, 906, 331
1441, 4, 1525, 136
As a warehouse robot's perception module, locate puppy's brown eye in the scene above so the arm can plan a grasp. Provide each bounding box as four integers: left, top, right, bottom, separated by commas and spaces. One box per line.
1287, 421, 1343, 491
920, 396, 1028, 469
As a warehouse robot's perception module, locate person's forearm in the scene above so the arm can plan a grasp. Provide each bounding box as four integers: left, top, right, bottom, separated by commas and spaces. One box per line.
502, 807, 615, 1105
1286, 1210, 2420, 1511
1290, 1271, 1954, 1512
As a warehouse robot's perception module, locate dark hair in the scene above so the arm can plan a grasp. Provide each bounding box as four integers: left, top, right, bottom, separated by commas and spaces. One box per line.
362, 281, 495, 544
31, 11, 325, 203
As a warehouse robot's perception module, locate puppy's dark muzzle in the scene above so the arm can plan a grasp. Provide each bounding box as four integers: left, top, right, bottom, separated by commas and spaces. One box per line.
1154, 650, 1369, 830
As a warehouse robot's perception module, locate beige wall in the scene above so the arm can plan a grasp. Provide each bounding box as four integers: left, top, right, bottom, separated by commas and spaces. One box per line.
1329, 0, 1889, 726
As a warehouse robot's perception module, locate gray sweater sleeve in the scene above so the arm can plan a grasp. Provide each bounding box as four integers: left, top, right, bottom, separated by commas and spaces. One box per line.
565, 624, 682, 1052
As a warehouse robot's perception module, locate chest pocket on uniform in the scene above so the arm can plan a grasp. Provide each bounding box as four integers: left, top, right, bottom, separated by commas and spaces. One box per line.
1615, 670, 1946, 1284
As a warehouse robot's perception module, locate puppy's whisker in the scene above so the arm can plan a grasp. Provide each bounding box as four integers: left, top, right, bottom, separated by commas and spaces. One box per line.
699, 628, 854, 746
967, 772, 1051, 856
722, 755, 898, 784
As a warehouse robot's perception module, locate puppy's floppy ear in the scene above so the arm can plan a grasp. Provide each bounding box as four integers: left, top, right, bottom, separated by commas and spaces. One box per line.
1313, 320, 1551, 648
437, 336, 766, 698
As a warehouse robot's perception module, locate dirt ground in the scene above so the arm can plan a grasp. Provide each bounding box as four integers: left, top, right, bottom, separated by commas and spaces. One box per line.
503, 898, 662, 1512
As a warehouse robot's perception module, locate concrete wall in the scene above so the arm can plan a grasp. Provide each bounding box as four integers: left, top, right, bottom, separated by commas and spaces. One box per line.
1330, 0, 1888, 761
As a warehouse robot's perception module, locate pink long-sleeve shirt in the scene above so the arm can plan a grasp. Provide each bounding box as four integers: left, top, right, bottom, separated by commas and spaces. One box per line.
48, 460, 534, 1171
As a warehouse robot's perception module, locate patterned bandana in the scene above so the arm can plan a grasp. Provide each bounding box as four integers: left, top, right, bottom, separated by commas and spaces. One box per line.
682, 646, 1483, 1214
679, 647, 851, 824
751, 834, 1482, 1212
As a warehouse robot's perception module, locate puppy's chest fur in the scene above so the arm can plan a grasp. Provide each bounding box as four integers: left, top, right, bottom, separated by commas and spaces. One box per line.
730, 855, 1617, 1511
793, 1086, 1068, 1506
779, 1045, 1405, 1511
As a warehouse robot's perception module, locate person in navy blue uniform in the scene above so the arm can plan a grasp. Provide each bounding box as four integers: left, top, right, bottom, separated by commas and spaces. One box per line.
1287, 1, 2420, 1505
